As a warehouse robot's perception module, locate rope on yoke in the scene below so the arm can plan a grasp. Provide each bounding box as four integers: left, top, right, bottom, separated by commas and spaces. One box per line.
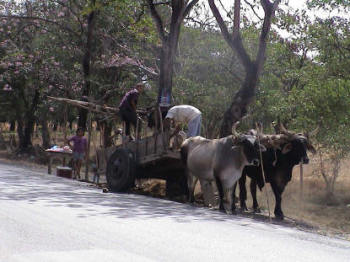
256, 123, 272, 221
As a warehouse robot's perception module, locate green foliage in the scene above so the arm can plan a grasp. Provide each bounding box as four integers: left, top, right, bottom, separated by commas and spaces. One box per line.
1, 0, 350, 164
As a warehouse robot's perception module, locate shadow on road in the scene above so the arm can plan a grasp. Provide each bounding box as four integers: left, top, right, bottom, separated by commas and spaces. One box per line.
0, 162, 313, 231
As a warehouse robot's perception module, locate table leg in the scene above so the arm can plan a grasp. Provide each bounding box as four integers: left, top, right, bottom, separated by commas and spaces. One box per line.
48, 156, 52, 174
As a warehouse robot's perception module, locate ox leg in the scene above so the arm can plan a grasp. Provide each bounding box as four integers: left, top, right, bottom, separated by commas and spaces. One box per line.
250, 179, 260, 213
232, 183, 239, 203
270, 181, 284, 220
239, 174, 248, 211
211, 180, 221, 210
222, 186, 234, 215
231, 182, 238, 211
200, 179, 216, 208
215, 176, 225, 212
187, 172, 196, 203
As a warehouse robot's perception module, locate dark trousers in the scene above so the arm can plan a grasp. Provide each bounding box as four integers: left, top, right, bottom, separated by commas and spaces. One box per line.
119, 108, 137, 136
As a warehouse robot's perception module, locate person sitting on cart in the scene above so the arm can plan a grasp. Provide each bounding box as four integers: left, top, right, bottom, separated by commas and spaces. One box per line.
118, 82, 144, 140
67, 127, 87, 180
164, 105, 202, 138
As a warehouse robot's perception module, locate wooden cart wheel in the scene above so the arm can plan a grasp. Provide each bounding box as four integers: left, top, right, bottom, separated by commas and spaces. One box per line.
106, 148, 135, 192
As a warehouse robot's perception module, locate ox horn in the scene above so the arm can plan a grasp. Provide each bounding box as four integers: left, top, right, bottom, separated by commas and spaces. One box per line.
255, 122, 263, 135
231, 121, 240, 138
278, 122, 297, 139
306, 125, 319, 139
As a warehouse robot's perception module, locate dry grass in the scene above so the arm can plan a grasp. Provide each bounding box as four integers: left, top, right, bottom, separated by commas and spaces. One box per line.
246, 157, 350, 240
133, 156, 350, 240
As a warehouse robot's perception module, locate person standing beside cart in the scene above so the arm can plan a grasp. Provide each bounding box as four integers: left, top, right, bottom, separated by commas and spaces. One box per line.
164, 105, 202, 138
67, 127, 87, 180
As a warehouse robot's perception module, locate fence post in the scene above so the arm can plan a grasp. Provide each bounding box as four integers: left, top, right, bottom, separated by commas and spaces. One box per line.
300, 163, 304, 201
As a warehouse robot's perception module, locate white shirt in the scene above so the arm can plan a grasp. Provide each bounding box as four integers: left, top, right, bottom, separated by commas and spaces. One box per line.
165, 105, 201, 123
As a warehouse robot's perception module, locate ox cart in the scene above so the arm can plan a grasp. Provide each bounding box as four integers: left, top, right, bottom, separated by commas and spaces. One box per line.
48, 96, 187, 197
100, 130, 187, 196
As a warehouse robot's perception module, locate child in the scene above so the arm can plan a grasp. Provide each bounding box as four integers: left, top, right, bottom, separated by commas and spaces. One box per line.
92, 163, 99, 184
68, 127, 87, 180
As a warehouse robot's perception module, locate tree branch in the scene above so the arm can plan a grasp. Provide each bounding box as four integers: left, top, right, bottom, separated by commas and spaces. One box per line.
233, 0, 240, 36
256, 0, 281, 74
260, 0, 272, 12
243, 0, 263, 20
147, 0, 166, 42
208, 0, 252, 69
183, 0, 200, 18
0, 15, 81, 38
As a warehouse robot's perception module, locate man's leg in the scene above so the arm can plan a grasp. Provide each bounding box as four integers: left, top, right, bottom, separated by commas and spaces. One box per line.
128, 110, 140, 136
121, 109, 137, 137
76, 159, 82, 179
187, 115, 201, 137
120, 109, 131, 136
196, 115, 201, 136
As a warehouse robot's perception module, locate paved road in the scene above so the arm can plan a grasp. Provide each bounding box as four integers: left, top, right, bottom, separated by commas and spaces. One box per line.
0, 162, 349, 262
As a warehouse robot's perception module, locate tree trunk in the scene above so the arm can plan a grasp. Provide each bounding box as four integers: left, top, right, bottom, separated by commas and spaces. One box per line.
102, 121, 113, 148
220, 68, 258, 137
208, 0, 280, 137
147, 0, 199, 107
10, 121, 15, 132
18, 89, 40, 152
40, 116, 51, 149
158, 43, 175, 106
78, 2, 96, 129
16, 119, 24, 147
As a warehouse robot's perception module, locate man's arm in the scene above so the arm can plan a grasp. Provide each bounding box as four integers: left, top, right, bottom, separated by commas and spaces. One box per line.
130, 98, 137, 111
67, 137, 73, 148
170, 124, 181, 138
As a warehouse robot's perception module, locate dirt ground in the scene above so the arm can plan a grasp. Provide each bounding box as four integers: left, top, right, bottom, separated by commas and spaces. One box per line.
1, 148, 349, 241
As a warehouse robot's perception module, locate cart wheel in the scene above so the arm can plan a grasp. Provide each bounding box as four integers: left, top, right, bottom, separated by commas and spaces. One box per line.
106, 148, 135, 192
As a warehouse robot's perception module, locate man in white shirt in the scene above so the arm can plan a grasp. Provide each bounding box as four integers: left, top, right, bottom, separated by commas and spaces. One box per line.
164, 105, 202, 138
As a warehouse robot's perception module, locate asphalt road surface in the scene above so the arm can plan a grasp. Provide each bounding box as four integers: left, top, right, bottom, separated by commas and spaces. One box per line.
0, 162, 349, 262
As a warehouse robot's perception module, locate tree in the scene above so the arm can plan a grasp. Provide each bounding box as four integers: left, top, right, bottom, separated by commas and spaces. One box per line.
146, 0, 199, 106
208, 0, 281, 137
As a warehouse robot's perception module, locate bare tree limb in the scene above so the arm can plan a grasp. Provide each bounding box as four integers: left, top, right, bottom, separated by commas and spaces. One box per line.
208, 0, 252, 69
147, 0, 166, 42
256, 0, 281, 74
183, 0, 200, 18
233, 0, 240, 36
243, 0, 263, 20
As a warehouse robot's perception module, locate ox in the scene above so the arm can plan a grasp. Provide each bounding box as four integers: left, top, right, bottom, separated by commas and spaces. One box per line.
181, 133, 266, 214
237, 126, 316, 219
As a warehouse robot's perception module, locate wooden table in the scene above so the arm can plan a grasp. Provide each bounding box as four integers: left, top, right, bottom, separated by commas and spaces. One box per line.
46, 151, 73, 174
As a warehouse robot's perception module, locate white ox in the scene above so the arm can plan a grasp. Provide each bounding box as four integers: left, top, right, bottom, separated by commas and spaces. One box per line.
181, 134, 266, 214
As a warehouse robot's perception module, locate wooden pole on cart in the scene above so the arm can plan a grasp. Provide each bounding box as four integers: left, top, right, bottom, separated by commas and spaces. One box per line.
63, 103, 68, 142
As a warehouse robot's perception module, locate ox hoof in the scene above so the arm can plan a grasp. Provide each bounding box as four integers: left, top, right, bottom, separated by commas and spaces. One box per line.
209, 204, 220, 210
240, 206, 248, 212
274, 211, 284, 220
253, 207, 261, 213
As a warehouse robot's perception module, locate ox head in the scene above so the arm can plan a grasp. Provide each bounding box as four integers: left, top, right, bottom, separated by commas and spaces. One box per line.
278, 124, 317, 165
232, 123, 266, 166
